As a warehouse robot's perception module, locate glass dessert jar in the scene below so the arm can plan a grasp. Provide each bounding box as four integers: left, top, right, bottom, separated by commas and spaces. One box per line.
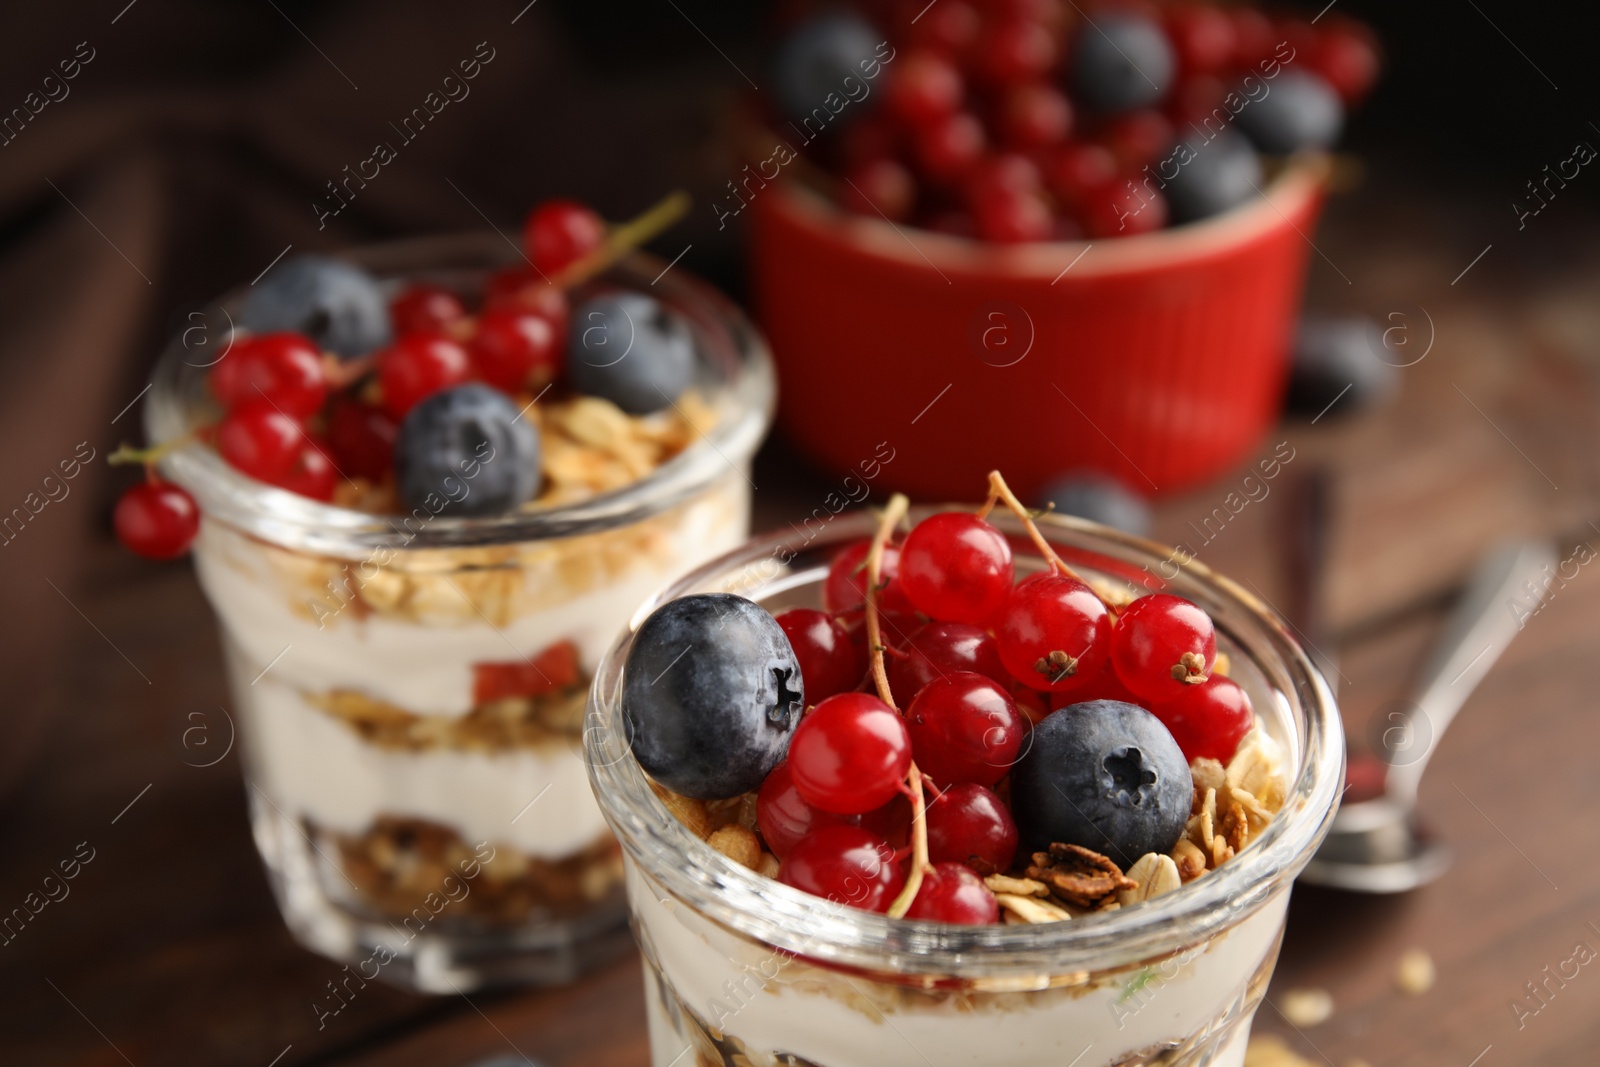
148, 233, 774, 993
586, 508, 1342, 1067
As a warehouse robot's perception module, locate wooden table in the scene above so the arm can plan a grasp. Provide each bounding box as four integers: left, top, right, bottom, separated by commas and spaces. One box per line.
5, 174, 1599, 1067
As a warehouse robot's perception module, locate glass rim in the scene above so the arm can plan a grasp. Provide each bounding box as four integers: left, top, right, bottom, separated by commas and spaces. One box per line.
146, 232, 775, 557
585, 507, 1344, 980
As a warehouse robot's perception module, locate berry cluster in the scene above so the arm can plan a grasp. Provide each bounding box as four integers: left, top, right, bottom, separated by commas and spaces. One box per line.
769, 1, 1377, 241
623, 472, 1256, 924
112, 194, 696, 559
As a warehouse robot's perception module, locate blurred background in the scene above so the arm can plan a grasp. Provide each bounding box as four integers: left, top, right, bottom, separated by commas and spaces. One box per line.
2, 1, 1598, 1064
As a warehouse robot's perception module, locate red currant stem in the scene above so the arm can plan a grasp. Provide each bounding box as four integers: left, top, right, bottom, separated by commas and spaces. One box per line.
887, 769, 930, 920
863, 492, 932, 920
549, 190, 690, 290
864, 493, 908, 708
982, 470, 1086, 580
108, 430, 202, 469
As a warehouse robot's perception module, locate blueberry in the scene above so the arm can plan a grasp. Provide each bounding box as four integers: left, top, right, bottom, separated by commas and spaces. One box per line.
1068, 15, 1174, 114
567, 292, 695, 415
1163, 129, 1263, 224
624, 594, 803, 800
239, 255, 391, 359
1009, 700, 1191, 865
393, 384, 540, 516
773, 12, 883, 124
1037, 473, 1152, 537
1285, 315, 1400, 419
1235, 71, 1344, 155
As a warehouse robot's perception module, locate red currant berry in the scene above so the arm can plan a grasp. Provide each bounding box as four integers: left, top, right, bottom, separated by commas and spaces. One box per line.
114, 482, 199, 560
900, 513, 1015, 625
1230, 8, 1276, 66
997, 83, 1073, 149
905, 861, 999, 924
390, 284, 466, 336
838, 116, 904, 171
1012, 682, 1052, 724
776, 608, 866, 704
995, 572, 1112, 692
469, 307, 560, 393
886, 51, 964, 127
1109, 593, 1217, 704
788, 693, 912, 815
887, 621, 1009, 704
972, 18, 1057, 86
1343, 752, 1388, 804
1311, 22, 1380, 104
966, 188, 1056, 244
841, 158, 917, 222
1167, 75, 1227, 128
1164, 4, 1236, 75
914, 110, 987, 184
757, 760, 852, 859
779, 825, 905, 912
277, 438, 339, 501
906, 672, 1025, 787
1050, 657, 1141, 708
906, 0, 979, 55
990, 0, 1065, 30
967, 153, 1044, 201
822, 539, 921, 636
523, 198, 605, 276
216, 398, 304, 482
1046, 142, 1118, 206
1153, 673, 1252, 763
926, 782, 1018, 871
1101, 110, 1175, 170
482, 269, 570, 329
377, 333, 472, 419
1081, 180, 1167, 238
325, 396, 397, 481
1274, 17, 1320, 65
858, 793, 914, 849
210, 332, 328, 417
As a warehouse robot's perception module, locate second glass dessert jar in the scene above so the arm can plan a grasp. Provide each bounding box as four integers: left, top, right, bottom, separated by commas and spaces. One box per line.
587, 508, 1342, 1067
148, 234, 774, 993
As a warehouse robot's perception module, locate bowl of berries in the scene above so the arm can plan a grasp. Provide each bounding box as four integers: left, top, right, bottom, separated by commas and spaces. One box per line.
747, 1, 1377, 500
115, 195, 775, 992
587, 471, 1343, 1066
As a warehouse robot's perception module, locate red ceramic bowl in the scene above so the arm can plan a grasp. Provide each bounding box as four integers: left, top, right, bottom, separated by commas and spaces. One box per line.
750, 157, 1329, 500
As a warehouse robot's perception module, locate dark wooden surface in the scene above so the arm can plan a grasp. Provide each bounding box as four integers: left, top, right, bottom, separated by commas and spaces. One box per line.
5, 182, 1600, 1067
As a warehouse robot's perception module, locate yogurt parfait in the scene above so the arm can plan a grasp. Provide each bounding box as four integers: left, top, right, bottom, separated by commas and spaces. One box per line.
586, 475, 1342, 1066
124, 198, 774, 991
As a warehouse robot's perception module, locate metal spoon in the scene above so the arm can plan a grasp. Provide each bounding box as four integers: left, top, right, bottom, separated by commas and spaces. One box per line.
1300, 538, 1557, 892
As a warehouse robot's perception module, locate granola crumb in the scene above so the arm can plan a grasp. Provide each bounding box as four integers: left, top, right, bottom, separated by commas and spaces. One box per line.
1396, 947, 1436, 995
1280, 987, 1335, 1027
707, 824, 762, 870
650, 780, 712, 839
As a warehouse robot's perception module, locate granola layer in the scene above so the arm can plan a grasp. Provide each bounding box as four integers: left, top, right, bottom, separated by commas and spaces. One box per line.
327, 815, 624, 925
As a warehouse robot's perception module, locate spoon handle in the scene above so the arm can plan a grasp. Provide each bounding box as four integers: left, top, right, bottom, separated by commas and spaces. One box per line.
1384, 540, 1558, 808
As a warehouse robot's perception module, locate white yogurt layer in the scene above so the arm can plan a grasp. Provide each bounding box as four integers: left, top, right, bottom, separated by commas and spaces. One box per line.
630, 859, 1284, 1067
193, 478, 747, 859
193, 486, 747, 717
236, 677, 607, 857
